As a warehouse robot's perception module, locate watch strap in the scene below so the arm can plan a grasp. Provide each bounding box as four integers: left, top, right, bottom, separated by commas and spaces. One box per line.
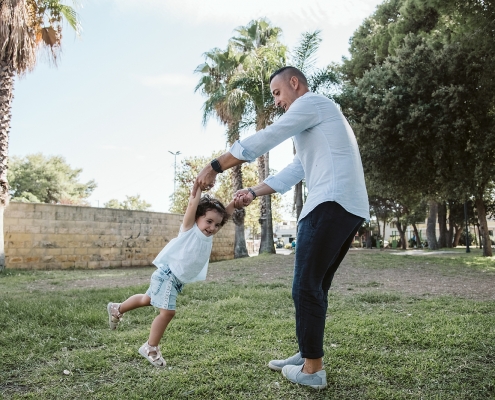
210, 159, 223, 173
247, 187, 257, 199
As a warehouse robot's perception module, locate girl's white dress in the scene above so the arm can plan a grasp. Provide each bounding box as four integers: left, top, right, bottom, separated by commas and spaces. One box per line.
152, 223, 212, 283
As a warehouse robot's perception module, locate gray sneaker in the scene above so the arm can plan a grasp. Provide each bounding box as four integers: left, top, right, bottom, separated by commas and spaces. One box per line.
282, 364, 327, 389
268, 352, 304, 371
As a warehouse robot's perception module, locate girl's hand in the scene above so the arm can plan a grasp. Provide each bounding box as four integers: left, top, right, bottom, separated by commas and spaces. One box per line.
234, 189, 253, 209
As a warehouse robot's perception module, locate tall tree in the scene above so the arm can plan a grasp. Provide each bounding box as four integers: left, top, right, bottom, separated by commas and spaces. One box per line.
229, 18, 287, 254
0, 0, 80, 270
195, 45, 250, 258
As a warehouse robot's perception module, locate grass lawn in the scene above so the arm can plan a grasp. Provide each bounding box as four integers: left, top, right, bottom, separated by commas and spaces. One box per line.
0, 250, 494, 399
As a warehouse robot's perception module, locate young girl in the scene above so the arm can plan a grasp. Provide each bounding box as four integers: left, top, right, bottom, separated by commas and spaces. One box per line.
107, 187, 234, 367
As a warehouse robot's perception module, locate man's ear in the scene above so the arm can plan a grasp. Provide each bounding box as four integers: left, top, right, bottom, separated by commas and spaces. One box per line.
289, 76, 299, 89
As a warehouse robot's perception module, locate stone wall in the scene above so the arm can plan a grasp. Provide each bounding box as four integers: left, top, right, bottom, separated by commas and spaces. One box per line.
4, 202, 234, 270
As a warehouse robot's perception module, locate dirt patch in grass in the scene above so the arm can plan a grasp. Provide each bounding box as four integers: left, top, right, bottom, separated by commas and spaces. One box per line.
14, 249, 495, 301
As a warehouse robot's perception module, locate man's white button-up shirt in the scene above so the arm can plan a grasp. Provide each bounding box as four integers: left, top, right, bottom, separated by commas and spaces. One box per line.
229, 92, 370, 222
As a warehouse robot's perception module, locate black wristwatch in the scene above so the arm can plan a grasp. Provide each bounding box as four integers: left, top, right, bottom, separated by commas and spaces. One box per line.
210, 159, 223, 173
247, 187, 257, 199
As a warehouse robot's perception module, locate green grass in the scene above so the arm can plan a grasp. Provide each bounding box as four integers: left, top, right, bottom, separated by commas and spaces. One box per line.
0, 251, 494, 399
346, 247, 495, 273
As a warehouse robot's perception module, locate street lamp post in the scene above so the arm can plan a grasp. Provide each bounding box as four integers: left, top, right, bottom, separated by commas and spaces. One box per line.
168, 151, 181, 194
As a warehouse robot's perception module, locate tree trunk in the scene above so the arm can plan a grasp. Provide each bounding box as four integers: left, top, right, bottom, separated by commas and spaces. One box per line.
0, 60, 15, 271
475, 198, 492, 256
476, 224, 481, 249
453, 225, 463, 247
396, 219, 407, 250
446, 206, 455, 248
474, 224, 481, 249
292, 142, 303, 223
437, 201, 447, 248
426, 199, 439, 250
230, 164, 249, 258
232, 208, 249, 258
258, 152, 275, 254
412, 223, 420, 248
294, 181, 303, 221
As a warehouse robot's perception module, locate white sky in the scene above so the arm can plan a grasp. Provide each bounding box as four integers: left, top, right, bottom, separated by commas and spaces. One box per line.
10, 0, 382, 213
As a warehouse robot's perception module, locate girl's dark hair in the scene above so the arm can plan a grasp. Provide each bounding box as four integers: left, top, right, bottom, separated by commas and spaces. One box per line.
195, 195, 230, 226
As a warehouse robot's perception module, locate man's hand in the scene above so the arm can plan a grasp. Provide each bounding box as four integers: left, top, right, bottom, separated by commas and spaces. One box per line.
234, 189, 254, 209
192, 164, 217, 196
192, 153, 245, 197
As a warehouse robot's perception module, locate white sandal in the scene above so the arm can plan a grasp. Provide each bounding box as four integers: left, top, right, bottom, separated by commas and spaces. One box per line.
138, 342, 166, 368
107, 302, 123, 330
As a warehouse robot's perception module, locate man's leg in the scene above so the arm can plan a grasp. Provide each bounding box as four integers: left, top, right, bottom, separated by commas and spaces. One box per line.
293, 201, 364, 366
304, 221, 362, 373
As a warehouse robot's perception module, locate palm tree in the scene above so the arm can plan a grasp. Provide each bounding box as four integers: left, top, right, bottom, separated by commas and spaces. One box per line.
195, 45, 251, 258
229, 18, 287, 254
0, 0, 80, 270
289, 30, 339, 222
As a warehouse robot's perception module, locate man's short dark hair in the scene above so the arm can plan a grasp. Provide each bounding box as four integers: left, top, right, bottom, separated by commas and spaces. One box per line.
269, 66, 308, 86
195, 194, 230, 226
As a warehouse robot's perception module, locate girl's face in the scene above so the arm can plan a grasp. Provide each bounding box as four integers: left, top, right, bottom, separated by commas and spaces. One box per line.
196, 209, 223, 237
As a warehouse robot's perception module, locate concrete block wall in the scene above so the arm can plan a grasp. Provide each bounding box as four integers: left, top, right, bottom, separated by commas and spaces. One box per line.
4, 202, 234, 270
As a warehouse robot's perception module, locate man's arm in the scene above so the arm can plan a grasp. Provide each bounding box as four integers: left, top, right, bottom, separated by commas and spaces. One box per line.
234, 155, 304, 208
234, 183, 276, 209
192, 153, 244, 196
193, 97, 318, 196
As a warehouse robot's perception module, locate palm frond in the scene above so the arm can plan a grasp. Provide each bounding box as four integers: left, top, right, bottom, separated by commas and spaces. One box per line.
58, 4, 79, 34
308, 65, 339, 93
291, 30, 322, 74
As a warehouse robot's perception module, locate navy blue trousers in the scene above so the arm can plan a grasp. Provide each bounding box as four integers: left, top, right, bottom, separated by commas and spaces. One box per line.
293, 201, 364, 359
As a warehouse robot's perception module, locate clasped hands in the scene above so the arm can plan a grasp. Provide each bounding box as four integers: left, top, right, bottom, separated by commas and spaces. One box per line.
233, 189, 255, 209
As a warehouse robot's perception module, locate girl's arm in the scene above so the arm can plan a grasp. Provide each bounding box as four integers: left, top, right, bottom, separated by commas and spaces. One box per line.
182, 186, 202, 232
225, 199, 235, 217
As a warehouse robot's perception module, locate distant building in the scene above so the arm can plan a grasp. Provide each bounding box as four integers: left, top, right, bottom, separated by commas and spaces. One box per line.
273, 217, 297, 245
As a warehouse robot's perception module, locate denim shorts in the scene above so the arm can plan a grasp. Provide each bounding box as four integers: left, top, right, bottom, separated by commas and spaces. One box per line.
145, 267, 184, 310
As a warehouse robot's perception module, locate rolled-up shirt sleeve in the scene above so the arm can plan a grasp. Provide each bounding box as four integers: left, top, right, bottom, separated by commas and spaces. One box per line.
228, 94, 320, 161
229, 140, 255, 162
264, 155, 305, 194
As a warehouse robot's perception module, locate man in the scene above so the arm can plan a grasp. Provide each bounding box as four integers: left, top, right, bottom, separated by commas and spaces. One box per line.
193, 66, 369, 389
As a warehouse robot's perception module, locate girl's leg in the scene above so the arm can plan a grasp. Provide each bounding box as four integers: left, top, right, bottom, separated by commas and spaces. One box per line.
148, 308, 175, 347
119, 294, 151, 313
138, 309, 175, 367
107, 294, 151, 330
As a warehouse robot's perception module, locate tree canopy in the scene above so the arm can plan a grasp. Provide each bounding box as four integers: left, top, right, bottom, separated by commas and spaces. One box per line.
8, 153, 96, 205
338, 0, 495, 255
104, 195, 152, 211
